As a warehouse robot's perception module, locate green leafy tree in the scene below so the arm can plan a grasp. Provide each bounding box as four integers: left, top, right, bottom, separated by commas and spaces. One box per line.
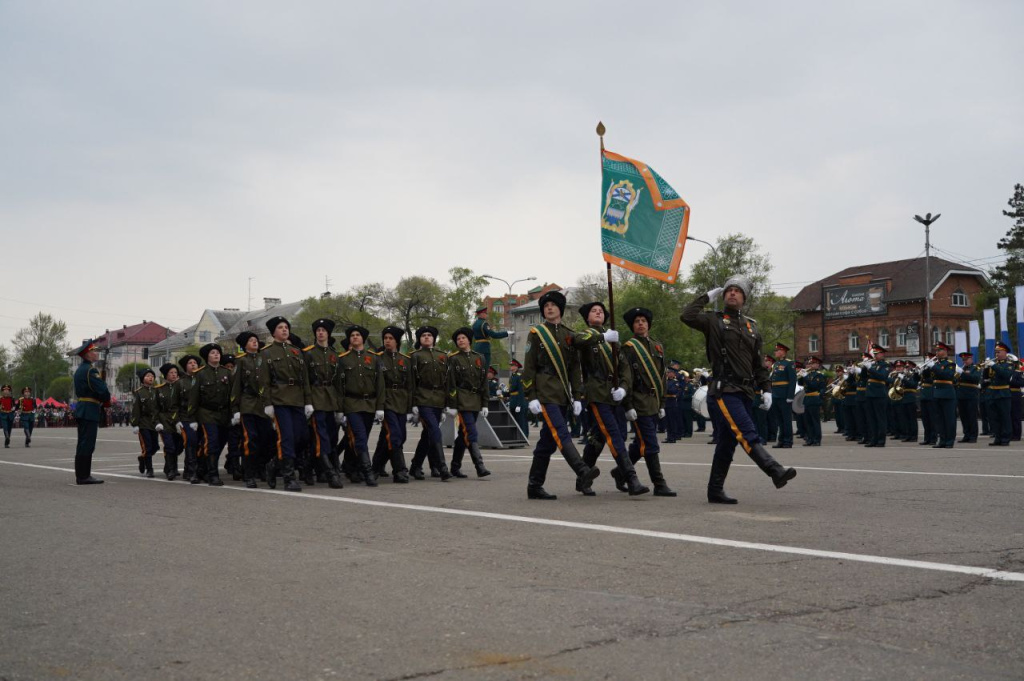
0, 345, 11, 387
47, 376, 72, 402
440, 267, 489, 332
989, 183, 1024, 294
116, 362, 151, 393
382, 276, 446, 346
11, 313, 70, 396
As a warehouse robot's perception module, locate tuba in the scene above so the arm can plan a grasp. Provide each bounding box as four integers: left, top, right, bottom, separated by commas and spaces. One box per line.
888, 373, 905, 401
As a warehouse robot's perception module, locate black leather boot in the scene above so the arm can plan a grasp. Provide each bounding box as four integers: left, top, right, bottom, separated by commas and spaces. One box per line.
450, 443, 468, 478
614, 453, 649, 496
390, 448, 409, 483
265, 458, 278, 489
243, 456, 258, 489
138, 456, 146, 474
371, 438, 389, 478
747, 442, 797, 488
644, 451, 676, 496
707, 457, 737, 504
282, 458, 302, 492
321, 454, 343, 489
432, 442, 452, 481
359, 447, 378, 487
560, 440, 600, 494
527, 456, 556, 499
144, 456, 154, 479
167, 453, 179, 481
189, 454, 203, 484
207, 454, 223, 486
229, 456, 243, 481
469, 443, 490, 477
302, 459, 316, 486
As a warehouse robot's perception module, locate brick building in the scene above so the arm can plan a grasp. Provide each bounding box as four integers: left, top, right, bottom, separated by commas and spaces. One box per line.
790, 256, 988, 363
479, 283, 563, 328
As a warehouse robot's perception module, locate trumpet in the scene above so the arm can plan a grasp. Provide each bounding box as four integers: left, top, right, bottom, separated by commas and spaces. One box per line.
828, 377, 844, 399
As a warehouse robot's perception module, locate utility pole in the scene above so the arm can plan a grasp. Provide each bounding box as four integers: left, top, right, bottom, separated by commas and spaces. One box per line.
247, 277, 256, 311
914, 213, 941, 354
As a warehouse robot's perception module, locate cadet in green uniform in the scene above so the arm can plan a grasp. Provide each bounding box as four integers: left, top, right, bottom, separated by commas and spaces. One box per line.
576, 301, 648, 496
155, 364, 184, 480
986, 341, 1015, 446
929, 342, 959, 448
507, 358, 528, 437
187, 344, 233, 485
177, 354, 201, 482
230, 332, 271, 488
337, 324, 385, 486
70, 340, 108, 484
372, 326, 413, 483
619, 307, 675, 496
798, 356, 826, 446
447, 326, 491, 478
523, 290, 600, 500
131, 367, 160, 477
408, 326, 453, 481
769, 343, 796, 448
472, 307, 511, 374
956, 352, 980, 442
681, 277, 797, 504
302, 319, 343, 489
258, 317, 313, 492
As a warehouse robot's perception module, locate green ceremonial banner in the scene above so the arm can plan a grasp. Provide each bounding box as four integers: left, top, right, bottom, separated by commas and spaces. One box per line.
601, 149, 690, 283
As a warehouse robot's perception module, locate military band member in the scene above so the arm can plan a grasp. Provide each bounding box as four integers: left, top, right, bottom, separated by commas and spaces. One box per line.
832, 366, 846, 435
1011, 359, 1024, 441
18, 387, 36, 447
231, 331, 272, 489
408, 326, 453, 481
259, 316, 312, 492
0, 384, 15, 448
472, 306, 511, 373
177, 354, 202, 482
918, 352, 936, 445
187, 343, 233, 485
156, 363, 184, 480
798, 356, 826, 446
861, 344, 891, 447
373, 325, 413, 483
337, 324, 385, 486
681, 277, 797, 504
898, 361, 920, 443
523, 290, 600, 500
841, 363, 859, 441
129, 367, 159, 478
507, 358, 528, 437
663, 368, 681, 443
619, 306, 675, 496
303, 319, 344, 489
986, 341, 1015, 446
575, 301, 649, 496
769, 343, 796, 448
928, 342, 959, 448
447, 326, 491, 478
70, 340, 108, 484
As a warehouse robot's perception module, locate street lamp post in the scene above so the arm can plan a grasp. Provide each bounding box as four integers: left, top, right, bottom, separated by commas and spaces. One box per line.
685, 236, 721, 311
482, 274, 536, 366
913, 213, 941, 354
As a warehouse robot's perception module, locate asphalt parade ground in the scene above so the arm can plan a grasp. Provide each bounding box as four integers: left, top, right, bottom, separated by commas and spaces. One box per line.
1, 427, 1022, 681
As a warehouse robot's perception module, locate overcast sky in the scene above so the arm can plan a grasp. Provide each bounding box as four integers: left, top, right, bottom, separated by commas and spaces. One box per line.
1, 1, 1021, 350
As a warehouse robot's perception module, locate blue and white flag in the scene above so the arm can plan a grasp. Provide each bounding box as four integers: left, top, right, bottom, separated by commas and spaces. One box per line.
984, 309, 996, 359
999, 297, 1011, 347
969, 320, 980, 360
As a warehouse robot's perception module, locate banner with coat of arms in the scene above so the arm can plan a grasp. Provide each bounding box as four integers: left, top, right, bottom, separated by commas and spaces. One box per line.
600, 149, 690, 283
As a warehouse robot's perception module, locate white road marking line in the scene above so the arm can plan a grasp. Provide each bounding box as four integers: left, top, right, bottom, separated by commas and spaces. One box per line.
3, 459, 1023, 584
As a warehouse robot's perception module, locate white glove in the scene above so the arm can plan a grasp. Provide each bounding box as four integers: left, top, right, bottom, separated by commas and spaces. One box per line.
786, 398, 793, 404
264, 405, 275, 419
335, 412, 346, 426
440, 411, 447, 424
175, 422, 184, 433
231, 412, 241, 426
603, 329, 620, 343
863, 359, 874, 368
760, 392, 773, 411
445, 407, 458, 417
624, 409, 637, 422
528, 399, 542, 415
375, 410, 385, 421
515, 406, 521, 413
572, 401, 583, 416
707, 287, 724, 302
1009, 354, 1019, 363
852, 366, 861, 375
611, 387, 626, 402
304, 404, 314, 419
658, 408, 666, 419
505, 329, 515, 336
155, 423, 164, 432
407, 413, 417, 424
131, 426, 139, 435
412, 406, 419, 417
955, 364, 964, 375
189, 422, 198, 432
480, 408, 489, 418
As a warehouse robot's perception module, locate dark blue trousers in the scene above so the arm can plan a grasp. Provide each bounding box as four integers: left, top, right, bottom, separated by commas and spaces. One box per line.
627, 414, 661, 463
587, 402, 629, 460
199, 422, 228, 461
310, 411, 335, 459
534, 403, 573, 459
935, 397, 957, 446
769, 398, 792, 446
345, 411, 375, 455
241, 414, 273, 463
804, 404, 822, 444
418, 406, 444, 446
708, 392, 762, 466
381, 409, 407, 450
137, 428, 159, 459
957, 398, 978, 440
21, 413, 35, 437
75, 419, 98, 480
0, 412, 13, 440
271, 406, 305, 460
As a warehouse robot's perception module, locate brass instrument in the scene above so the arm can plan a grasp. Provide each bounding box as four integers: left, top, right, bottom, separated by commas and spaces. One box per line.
888, 372, 905, 401
829, 377, 845, 399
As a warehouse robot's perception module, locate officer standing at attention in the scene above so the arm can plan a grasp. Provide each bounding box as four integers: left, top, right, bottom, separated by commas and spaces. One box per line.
681, 276, 797, 504
663, 368, 682, 443
769, 343, 796, 448
70, 340, 108, 484
956, 352, 980, 442
523, 290, 600, 500
472, 306, 512, 372
930, 342, 959, 448
798, 356, 826, 446
506, 358, 528, 437
619, 306, 676, 497
302, 318, 344, 489
447, 327, 492, 478
986, 342, 1015, 446
862, 344, 891, 448
130, 367, 160, 478
917, 353, 936, 445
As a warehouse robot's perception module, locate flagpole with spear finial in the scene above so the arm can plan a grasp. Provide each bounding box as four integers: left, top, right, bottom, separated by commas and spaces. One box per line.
597, 120, 620, 378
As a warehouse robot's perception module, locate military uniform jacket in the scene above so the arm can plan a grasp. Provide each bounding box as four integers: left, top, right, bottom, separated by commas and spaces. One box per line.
73, 360, 110, 423
178, 374, 196, 423
410, 347, 449, 409
471, 317, 508, 352
231, 352, 268, 416
769, 359, 797, 400
957, 365, 981, 399
523, 321, 584, 406
188, 365, 233, 426
336, 348, 384, 414
378, 350, 413, 414
618, 335, 666, 417
18, 398, 35, 414
931, 359, 957, 399
0, 395, 16, 414
303, 344, 340, 412
131, 385, 160, 430
447, 350, 488, 412
507, 371, 525, 407
865, 360, 890, 398
681, 295, 769, 400
798, 370, 827, 407
919, 366, 934, 400
987, 360, 1013, 398
576, 325, 618, 405
259, 341, 311, 408
842, 374, 858, 402
901, 372, 919, 404
156, 381, 184, 428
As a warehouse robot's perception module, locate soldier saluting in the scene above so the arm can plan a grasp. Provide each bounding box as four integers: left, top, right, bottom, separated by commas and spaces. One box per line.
681, 276, 797, 504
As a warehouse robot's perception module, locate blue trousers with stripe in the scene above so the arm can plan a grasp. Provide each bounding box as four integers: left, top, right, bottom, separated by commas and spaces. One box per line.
309, 411, 334, 459
708, 392, 762, 466
627, 414, 660, 463
271, 406, 304, 460
587, 402, 628, 460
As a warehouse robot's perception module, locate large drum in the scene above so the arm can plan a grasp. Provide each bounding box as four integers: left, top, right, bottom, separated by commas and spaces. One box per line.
791, 385, 805, 414
692, 385, 710, 418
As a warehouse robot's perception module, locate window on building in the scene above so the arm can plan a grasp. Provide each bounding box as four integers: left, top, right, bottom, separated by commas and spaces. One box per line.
952, 289, 968, 307
897, 327, 907, 347
878, 328, 889, 348
849, 331, 859, 351
199, 331, 211, 343
931, 326, 940, 345
808, 334, 819, 353
945, 327, 954, 345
